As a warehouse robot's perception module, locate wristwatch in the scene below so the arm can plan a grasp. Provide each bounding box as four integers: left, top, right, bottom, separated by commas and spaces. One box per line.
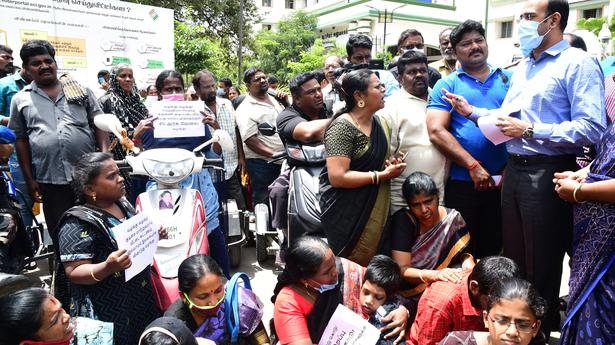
522, 123, 534, 139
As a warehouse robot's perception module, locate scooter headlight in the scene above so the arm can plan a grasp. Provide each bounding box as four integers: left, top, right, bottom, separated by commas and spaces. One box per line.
142, 158, 194, 185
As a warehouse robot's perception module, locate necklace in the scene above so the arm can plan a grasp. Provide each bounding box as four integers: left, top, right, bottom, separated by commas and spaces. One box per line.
348, 112, 362, 131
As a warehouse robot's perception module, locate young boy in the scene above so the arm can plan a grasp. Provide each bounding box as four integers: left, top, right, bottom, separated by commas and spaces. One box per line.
360, 255, 403, 345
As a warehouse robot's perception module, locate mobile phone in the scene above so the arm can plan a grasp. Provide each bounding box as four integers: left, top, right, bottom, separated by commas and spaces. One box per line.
376, 306, 387, 318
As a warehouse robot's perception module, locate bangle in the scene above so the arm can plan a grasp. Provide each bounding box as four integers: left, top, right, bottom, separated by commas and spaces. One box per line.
375, 171, 380, 185
418, 270, 427, 283
467, 161, 479, 171
573, 183, 587, 204
370, 171, 376, 184
90, 267, 102, 282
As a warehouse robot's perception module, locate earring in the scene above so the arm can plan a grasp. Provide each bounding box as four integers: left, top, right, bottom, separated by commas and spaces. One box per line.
92, 193, 97, 203
358, 99, 365, 108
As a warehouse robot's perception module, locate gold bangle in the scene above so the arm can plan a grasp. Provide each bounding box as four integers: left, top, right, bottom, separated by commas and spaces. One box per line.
90, 267, 102, 282
573, 183, 587, 204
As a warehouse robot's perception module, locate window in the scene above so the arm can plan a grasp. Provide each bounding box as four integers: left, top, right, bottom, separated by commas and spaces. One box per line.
262, 0, 271, 7
582, 8, 602, 19
499, 21, 513, 38
285, 0, 294, 9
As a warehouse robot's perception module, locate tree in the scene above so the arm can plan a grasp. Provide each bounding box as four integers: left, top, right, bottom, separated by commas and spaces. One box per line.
125, 0, 260, 81
287, 39, 345, 79
253, 10, 319, 82
174, 20, 227, 78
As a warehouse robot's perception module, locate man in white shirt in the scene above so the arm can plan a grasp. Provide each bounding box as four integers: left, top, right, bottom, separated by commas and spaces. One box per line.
382, 50, 446, 213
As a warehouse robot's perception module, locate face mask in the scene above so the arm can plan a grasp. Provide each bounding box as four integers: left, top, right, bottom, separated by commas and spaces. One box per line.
216, 88, 225, 96
183, 292, 225, 317
162, 93, 184, 101
309, 278, 339, 293
517, 15, 553, 56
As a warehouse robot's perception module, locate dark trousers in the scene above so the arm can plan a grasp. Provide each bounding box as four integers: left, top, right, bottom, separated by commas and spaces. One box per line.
246, 159, 281, 206
213, 170, 247, 211
39, 183, 76, 238
269, 168, 290, 229
502, 155, 576, 333
208, 225, 231, 278
445, 180, 502, 258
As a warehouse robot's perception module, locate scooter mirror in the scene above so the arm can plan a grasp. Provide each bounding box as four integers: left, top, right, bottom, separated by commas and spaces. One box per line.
257, 123, 276, 136
213, 129, 234, 154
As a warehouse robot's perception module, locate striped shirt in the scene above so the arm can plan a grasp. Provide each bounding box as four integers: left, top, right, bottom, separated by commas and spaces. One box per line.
204, 97, 238, 181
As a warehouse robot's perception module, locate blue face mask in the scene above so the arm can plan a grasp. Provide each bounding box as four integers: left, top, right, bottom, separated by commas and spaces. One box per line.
310, 278, 339, 293
517, 15, 552, 56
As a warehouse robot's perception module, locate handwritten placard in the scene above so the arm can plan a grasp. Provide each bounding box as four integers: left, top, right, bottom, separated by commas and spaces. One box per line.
148, 101, 205, 138
318, 304, 381, 345
113, 213, 158, 282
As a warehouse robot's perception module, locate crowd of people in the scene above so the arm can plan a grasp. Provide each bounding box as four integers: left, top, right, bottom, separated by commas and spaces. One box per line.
0, 0, 614, 344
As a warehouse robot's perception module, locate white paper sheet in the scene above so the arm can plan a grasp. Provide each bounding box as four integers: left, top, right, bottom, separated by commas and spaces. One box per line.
318, 304, 381, 345
477, 114, 512, 145
112, 213, 158, 282
148, 101, 205, 138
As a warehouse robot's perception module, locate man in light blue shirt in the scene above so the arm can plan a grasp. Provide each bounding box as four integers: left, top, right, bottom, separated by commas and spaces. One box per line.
445, 0, 606, 335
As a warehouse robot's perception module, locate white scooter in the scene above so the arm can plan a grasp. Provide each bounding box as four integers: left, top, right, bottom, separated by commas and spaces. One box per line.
95, 114, 234, 309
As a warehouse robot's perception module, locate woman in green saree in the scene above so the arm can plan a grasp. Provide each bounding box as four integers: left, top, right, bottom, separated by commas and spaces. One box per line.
319, 69, 406, 267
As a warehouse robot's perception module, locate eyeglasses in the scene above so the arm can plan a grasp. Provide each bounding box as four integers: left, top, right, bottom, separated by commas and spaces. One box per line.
488, 314, 537, 333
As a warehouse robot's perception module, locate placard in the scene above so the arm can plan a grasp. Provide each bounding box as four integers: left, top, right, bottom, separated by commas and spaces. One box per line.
318, 304, 381, 345
149, 101, 206, 138
113, 213, 158, 282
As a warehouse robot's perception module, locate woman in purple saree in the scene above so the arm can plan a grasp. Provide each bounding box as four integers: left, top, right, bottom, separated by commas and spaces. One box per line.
554, 122, 615, 344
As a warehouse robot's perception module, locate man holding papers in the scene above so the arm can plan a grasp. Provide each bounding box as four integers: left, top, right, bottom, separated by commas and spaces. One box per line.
426, 20, 510, 260
441, 0, 606, 335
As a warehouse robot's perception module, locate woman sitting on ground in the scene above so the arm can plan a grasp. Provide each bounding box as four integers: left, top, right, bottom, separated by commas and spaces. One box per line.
56, 152, 160, 344
164, 254, 270, 344
0, 287, 113, 345
390, 172, 475, 318
272, 236, 409, 345
437, 277, 546, 345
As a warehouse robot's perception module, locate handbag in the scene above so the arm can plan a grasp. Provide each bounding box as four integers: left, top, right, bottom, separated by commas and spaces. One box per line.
224, 272, 264, 344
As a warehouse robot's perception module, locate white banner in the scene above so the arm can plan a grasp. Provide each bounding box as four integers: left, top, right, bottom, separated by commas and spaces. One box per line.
0, 0, 174, 91
113, 213, 158, 282
319, 304, 381, 345
149, 100, 206, 138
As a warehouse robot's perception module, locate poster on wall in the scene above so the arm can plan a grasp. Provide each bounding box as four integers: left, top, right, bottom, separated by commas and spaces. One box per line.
0, 0, 174, 91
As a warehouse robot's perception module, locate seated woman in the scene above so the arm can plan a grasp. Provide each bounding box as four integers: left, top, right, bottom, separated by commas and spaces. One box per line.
272, 236, 408, 345
56, 152, 160, 344
138, 69, 230, 279
164, 254, 270, 344
390, 172, 474, 317
0, 287, 113, 345
437, 277, 546, 345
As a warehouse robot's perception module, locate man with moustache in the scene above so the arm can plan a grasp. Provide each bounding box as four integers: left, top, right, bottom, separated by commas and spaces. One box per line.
426, 20, 510, 259
236, 67, 285, 206
9, 40, 108, 235
269, 71, 329, 232
429, 28, 457, 77
192, 69, 247, 211
382, 50, 446, 213
0, 45, 14, 79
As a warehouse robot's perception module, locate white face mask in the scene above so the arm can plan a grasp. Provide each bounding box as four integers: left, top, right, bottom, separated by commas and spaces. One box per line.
517, 15, 553, 56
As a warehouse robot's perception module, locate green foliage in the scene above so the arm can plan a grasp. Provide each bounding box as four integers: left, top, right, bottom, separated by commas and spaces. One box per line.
576, 16, 615, 36
174, 21, 227, 78
287, 39, 347, 79
125, 0, 260, 83
375, 50, 393, 66
253, 11, 319, 83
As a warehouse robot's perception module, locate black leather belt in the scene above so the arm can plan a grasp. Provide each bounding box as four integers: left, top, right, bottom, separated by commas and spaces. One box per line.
509, 154, 575, 165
